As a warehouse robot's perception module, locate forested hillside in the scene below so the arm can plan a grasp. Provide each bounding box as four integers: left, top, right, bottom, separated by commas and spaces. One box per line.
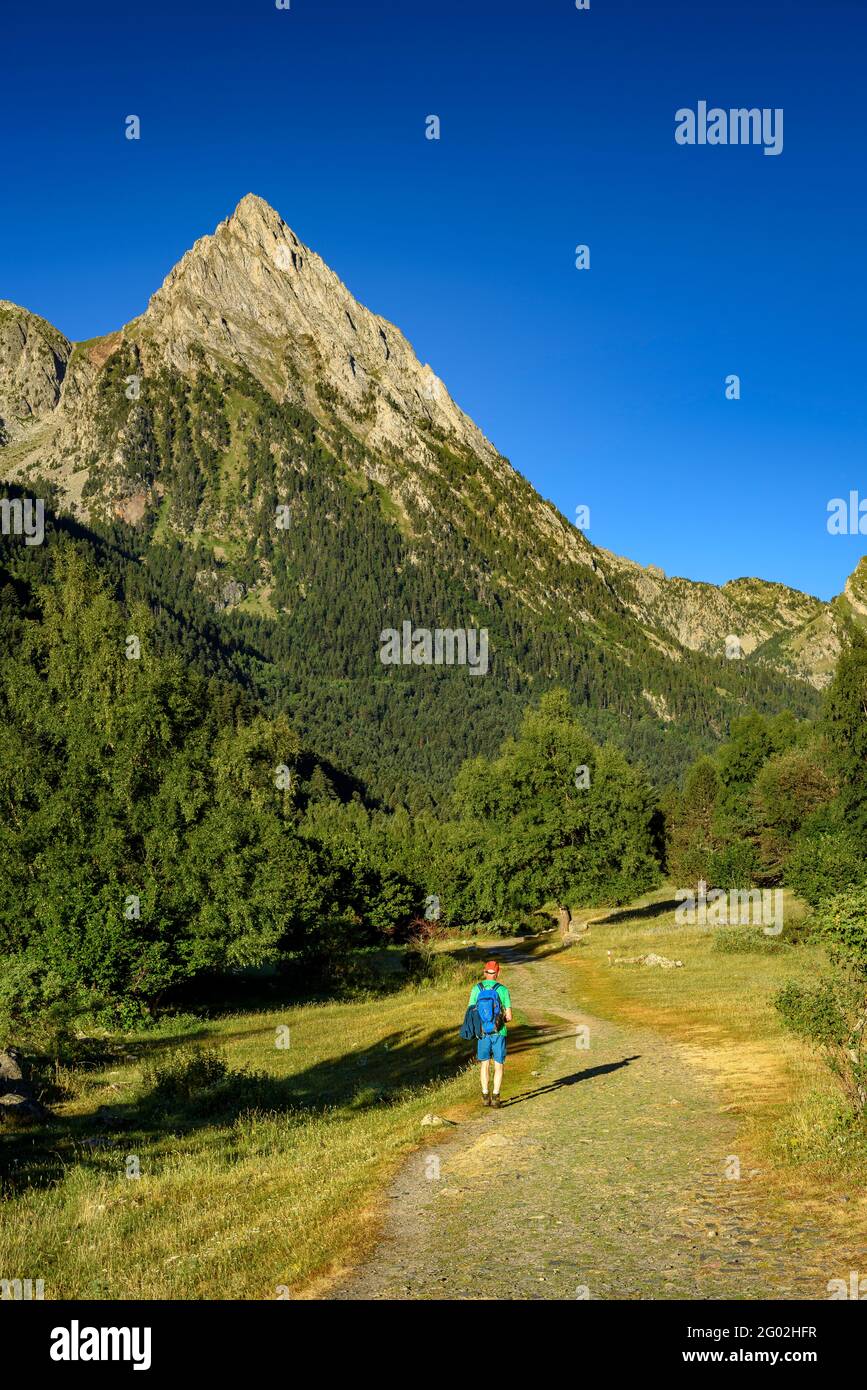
1, 341, 823, 814
1, 195, 841, 811
1, 192, 862, 1044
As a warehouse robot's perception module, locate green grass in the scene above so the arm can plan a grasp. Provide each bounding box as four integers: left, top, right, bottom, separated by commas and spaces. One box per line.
4, 902, 865, 1298
214, 388, 254, 502
0, 957, 482, 1300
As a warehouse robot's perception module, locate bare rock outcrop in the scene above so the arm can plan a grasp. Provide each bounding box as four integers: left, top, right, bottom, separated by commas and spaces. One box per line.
0, 301, 71, 442
0, 1047, 51, 1125
141, 193, 501, 476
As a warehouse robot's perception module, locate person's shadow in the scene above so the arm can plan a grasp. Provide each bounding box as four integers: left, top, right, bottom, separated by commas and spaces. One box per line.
500, 1055, 640, 1106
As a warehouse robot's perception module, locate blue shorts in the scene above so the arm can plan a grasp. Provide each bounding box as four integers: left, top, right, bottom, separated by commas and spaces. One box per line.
477, 1033, 507, 1064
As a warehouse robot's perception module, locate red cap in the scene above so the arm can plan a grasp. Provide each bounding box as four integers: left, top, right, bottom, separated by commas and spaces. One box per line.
483, 960, 500, 976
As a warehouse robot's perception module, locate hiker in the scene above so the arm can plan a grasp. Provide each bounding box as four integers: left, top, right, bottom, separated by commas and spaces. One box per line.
468, 961, 512, 1108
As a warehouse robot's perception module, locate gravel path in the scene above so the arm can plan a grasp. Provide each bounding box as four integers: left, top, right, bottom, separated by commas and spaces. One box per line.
329, 943, 852, 1300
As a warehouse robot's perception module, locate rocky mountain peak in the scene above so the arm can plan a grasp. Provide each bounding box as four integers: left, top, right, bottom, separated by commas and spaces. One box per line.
229, 190, 285, 227
140, 194, 497, 469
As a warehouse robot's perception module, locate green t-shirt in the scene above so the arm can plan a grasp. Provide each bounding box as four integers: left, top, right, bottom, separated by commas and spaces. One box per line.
469, 980, 511, 1036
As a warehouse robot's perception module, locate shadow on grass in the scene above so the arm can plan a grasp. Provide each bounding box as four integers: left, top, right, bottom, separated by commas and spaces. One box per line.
587, 899, 681, 927
157, 939, 499, 1022
159, 953, 408, 1021
0, 1021, 473, 1199
500, 1055, 641, 1106
491, 938, 575, 966
0, 938, 600, 1200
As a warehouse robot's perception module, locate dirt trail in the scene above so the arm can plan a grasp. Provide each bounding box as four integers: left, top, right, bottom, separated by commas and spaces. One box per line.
328, 944, 849, 1300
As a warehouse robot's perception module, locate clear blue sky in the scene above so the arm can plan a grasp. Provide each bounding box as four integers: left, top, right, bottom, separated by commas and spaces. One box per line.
3, 0, 865, 599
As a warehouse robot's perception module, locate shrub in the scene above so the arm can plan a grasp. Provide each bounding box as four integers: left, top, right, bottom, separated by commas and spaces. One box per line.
707, 841, 760, 889
138, 1044, 287, 1119
712, 929, 789, 955
403, 941, 478, 988
142, 1045, 230, 1103
457, 920, 519, 937
784, 832, 865, 907
0, 952, 95, 1060
293, 945, 382, 999
809, 885, 867, 974
406, 917, 451, 944
775, 972, 867, 1111
775, 883, 867, 1113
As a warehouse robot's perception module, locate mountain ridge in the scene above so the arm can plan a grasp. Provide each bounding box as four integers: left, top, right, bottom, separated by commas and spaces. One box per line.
1, 194, 861, 801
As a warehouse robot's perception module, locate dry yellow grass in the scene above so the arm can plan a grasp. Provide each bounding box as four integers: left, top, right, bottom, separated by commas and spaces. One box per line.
548, 887, 867, 1241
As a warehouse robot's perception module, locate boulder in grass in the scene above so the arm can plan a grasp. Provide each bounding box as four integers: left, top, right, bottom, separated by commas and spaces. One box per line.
0, 1049, 51, 1124
0, 1048, 25, 1084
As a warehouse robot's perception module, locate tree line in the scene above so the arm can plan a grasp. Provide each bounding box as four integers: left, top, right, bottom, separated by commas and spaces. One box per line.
0, 546, 662, 1045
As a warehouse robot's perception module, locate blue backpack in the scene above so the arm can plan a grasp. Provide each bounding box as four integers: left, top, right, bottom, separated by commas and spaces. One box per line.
475, 982, 503, 1036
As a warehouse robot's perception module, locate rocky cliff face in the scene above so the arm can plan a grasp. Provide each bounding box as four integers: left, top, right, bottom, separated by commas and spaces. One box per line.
595, 553, 849, 687
0, 302, 71, 444
843, 556, 867, 619
141, 194, 500, 473
0, 194, 862, 698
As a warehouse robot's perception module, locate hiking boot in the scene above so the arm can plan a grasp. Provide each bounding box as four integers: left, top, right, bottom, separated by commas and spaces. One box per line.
482, 1093, 491, 1107
491, 1095, 502, 1109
